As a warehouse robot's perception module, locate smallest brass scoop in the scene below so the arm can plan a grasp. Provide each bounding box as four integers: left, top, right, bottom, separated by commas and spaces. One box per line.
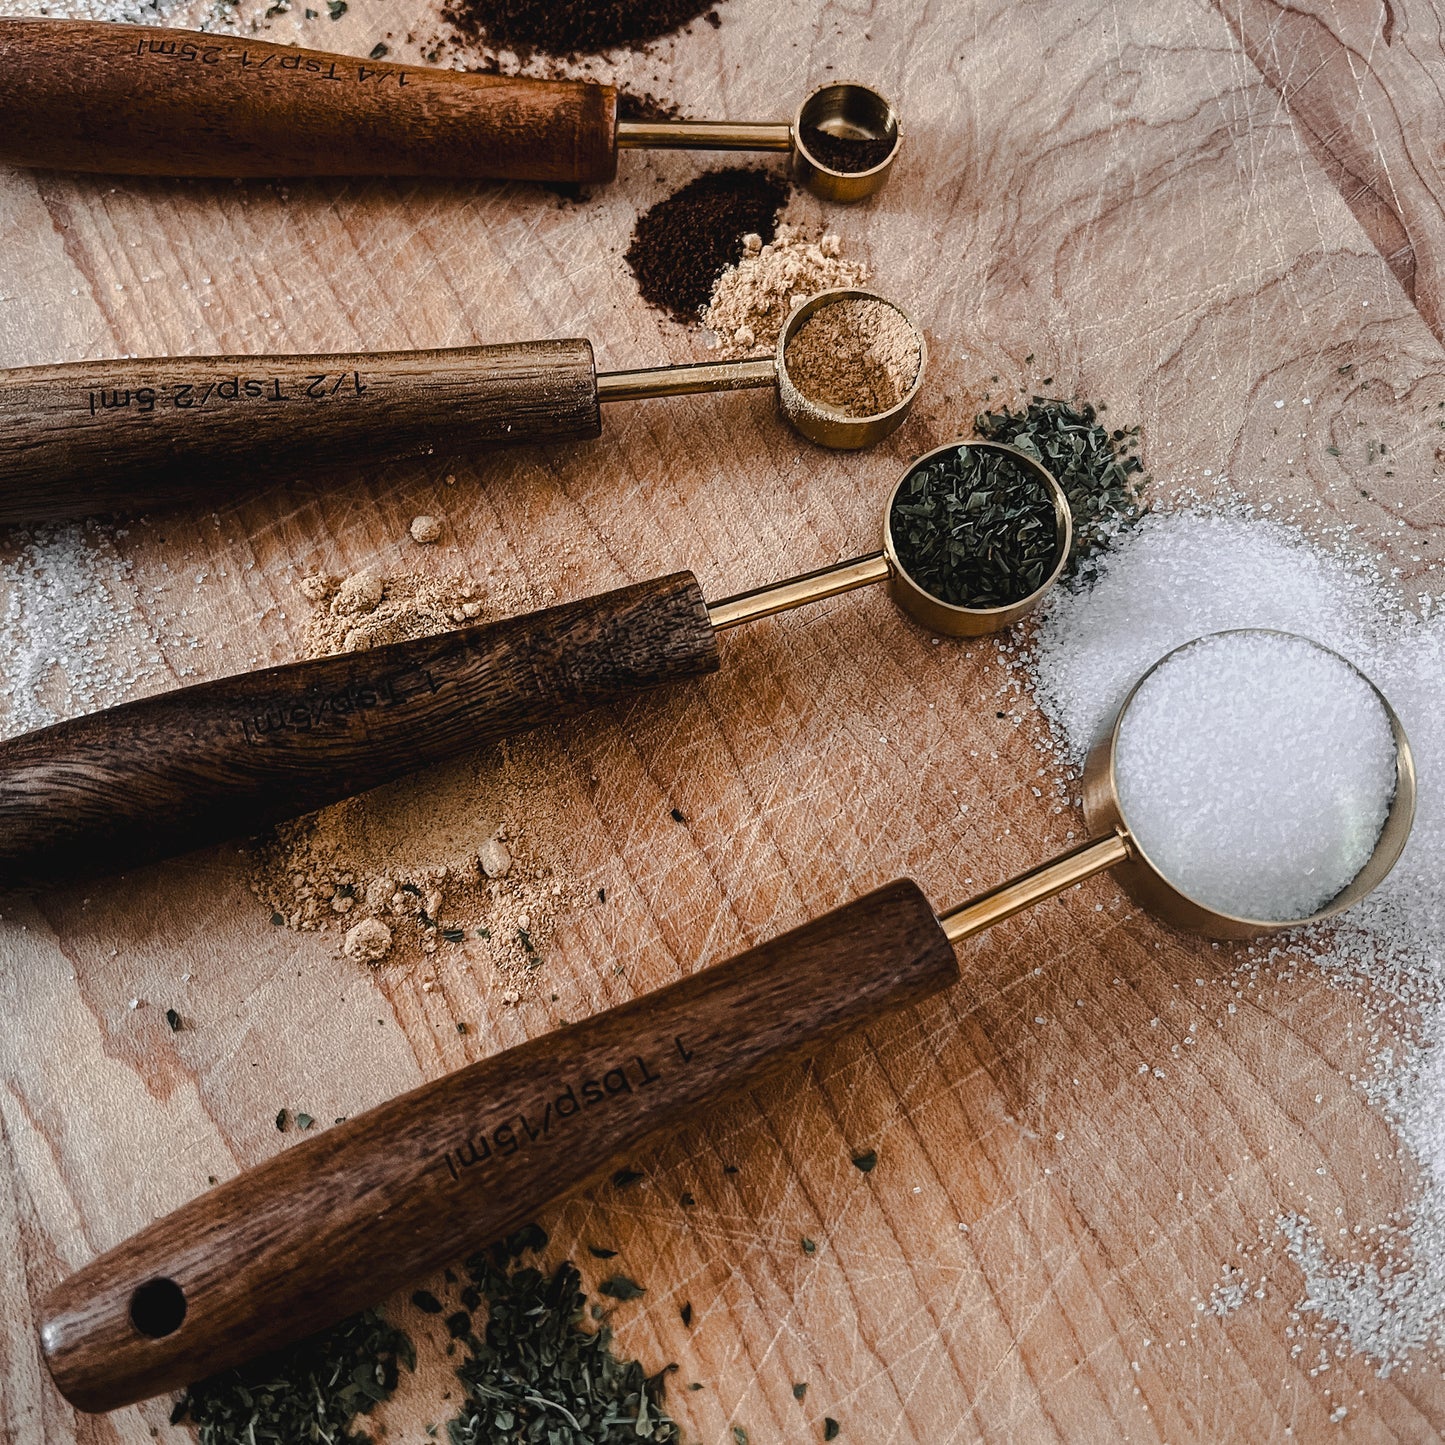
618, 81, 902, 202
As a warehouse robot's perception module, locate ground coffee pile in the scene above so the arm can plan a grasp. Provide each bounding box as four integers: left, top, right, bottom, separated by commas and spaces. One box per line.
446, 0, 723, 57
799, 124, 893, 174
626, 167, 789, 323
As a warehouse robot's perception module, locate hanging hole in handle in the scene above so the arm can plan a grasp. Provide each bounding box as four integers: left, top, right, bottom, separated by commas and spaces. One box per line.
130, 1277, 187, 1338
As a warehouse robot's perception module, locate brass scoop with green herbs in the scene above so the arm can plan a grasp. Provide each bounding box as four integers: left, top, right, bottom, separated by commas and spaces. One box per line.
0, 443, 1067, 887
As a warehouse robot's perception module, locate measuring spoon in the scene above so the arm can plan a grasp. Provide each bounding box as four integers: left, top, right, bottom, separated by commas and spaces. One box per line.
0, 440, 1061, 883
0, 19, 900, 200
37, 633, 1413, 1412
0, 289, 924, 523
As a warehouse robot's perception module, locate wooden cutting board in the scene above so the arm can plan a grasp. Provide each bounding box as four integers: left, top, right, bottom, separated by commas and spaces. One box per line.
1, 0, 1443, 1439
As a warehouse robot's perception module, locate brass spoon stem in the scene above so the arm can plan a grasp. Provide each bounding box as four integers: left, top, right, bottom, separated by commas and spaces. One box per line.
938, 831, 1132, 944
707, 552, 892, 631
596, 358, 778, 403
615, 120, 794, 152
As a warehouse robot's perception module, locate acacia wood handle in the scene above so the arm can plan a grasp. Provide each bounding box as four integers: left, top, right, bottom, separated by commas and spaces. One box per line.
0, 19, 617, 180
0, 340, 602, 523
39, 878, 958, 1412
0, 573, 717, 883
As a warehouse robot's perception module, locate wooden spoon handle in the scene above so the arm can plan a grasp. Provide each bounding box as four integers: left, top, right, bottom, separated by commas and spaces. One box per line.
39, 878, 958, 1413
0, 340, 601, 523
0, 19, 617, 181
0, 573, 717, 883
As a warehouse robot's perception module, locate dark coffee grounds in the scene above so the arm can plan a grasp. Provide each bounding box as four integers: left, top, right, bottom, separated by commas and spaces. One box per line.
799, 124, 894, 174
625, 167, 789, 323
446, 0, 724, 58
617, 89, 683, 121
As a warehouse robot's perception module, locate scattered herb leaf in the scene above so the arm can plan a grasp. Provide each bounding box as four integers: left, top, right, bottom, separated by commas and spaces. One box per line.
613, 1167, 644, 1189
368, 40, 388, 56
295, 1113, 314, 1130
166, 1008, 182, 1032
448, 1230, 680, 1443
589, 1245, 619, 1259
271, 911, 286, 926
174, 1309, 412, 1445
734, 1428, 750, 1445
974, 397, 1147, 564
852, 1149, 878, 1173
801, 1237, 817, 1254
793, 1382, 808, 1401
825, 1417, 841, 1440
412, 1290, 443, 1314
599, 1275, 647, 1302
670, 808, 685, 823
442, 928, 466, 943
680, 1301, 693, 1326
446, 1310, 473, 1339
275, 1109, 288, 1131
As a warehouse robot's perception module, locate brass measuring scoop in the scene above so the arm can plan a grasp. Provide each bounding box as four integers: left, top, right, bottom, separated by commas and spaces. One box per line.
0, 440, 1058, 884
37, 633, 1413, 1413
0, 288, 924, 524
0, 19, 901, 199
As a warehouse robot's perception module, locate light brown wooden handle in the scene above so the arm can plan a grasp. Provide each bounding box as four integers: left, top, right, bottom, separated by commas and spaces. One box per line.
39, 879, 958, 1412
0, 340, 601, 523
0, 573, 717, 884
0, 19, 617, 180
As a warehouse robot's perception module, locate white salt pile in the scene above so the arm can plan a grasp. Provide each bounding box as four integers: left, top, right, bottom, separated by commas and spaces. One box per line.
0, 526, 169, 739
1113, 631, 1398, 921
1025, 506, 1445, 1371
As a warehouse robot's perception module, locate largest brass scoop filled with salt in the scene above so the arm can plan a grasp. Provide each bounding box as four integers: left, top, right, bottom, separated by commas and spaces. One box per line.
0, 288, 923, 525
38, 631, 1414, 1414
0, 439, 1057, 885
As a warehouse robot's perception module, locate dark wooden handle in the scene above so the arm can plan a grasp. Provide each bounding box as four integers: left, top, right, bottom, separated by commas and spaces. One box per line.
0, 19, 617, 180
39, 879, 958, 1412
0, 340, 601, 523
0, 573, 717, 883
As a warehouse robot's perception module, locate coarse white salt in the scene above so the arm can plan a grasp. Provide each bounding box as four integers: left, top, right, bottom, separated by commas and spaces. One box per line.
1113, 632, 1397, 921
1025, 506, 1445, 1370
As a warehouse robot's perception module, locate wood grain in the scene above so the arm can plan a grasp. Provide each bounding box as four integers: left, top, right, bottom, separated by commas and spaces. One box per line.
40, 879, 956, 1412
0, 339, 602, 521
1216, 0, 1445, 340
1, 0, 1444, 1441
0, 20, 618, 182
0, 571, 717, 882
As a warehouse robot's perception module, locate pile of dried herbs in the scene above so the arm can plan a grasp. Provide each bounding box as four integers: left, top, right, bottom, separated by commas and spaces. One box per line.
171, 1309, 413, 1445
973, 397, 1147, 563
889, 444, 1060, 608
448, 1226, 680, 1444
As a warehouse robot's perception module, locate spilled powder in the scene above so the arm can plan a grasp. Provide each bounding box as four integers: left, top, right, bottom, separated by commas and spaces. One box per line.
782, 296, 920, 417
1023, 506, 1445, 1371
250, 571, 587, 983
702, 223, 868, 359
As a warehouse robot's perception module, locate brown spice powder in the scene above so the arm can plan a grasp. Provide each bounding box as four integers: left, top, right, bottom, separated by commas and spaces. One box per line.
701, 224, 868, 359
782, 296, 921, 417
250, 571, 587, 989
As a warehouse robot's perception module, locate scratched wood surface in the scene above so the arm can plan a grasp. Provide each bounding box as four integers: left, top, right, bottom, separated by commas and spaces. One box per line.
1, 0, 1443, 1441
